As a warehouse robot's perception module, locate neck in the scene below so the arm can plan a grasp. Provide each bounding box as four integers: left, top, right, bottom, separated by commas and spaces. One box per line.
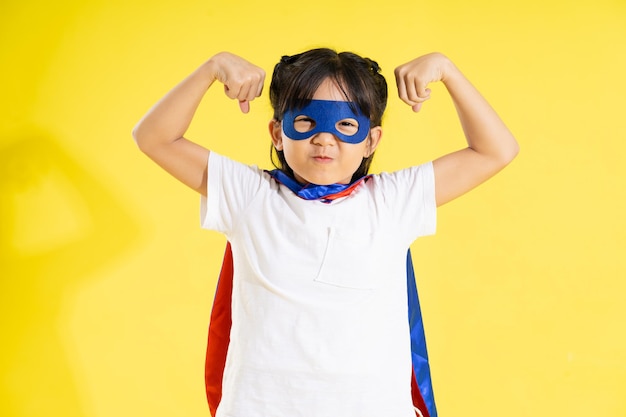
268, 169, 369, 202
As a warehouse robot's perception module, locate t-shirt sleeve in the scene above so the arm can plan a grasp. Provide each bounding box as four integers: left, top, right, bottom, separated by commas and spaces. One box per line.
200, 152, 267, 234
376, 161, 437, 243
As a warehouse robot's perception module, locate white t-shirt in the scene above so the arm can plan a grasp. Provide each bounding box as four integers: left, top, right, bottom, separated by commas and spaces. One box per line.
201, 152, 436, 417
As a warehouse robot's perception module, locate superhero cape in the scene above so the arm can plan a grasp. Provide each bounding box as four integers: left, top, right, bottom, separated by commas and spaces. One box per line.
204, 172, 438, 417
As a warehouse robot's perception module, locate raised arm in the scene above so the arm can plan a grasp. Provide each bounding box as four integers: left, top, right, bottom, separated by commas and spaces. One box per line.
394, 53, 519, 206
132, 52, 265, 195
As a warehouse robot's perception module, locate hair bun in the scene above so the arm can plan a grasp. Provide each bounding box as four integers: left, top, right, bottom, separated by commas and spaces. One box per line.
280, 54, 299, 65
368, 59, 381, 74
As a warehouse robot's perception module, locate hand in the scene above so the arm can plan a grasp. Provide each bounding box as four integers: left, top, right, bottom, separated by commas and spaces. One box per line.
208, 52, 266, 113
394, 52, 452, 112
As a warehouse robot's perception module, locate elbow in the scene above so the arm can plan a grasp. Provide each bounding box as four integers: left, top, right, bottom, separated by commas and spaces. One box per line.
131, 124, 150, 153
131, 123, 141, 145
502, 140, 520, 166
482, 138, 519, 174
496, 135, 520, 168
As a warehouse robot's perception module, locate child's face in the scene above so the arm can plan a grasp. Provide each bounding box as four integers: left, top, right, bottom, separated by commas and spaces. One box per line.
270, 78, 382, 185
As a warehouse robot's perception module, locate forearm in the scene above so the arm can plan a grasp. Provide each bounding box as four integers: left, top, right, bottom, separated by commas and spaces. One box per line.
132, 60, 216, 152
441, 58, 519, 165
131, 52, 265, 195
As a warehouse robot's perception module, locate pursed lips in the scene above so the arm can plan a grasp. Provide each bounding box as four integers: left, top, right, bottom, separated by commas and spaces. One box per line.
312, 154, 334, 163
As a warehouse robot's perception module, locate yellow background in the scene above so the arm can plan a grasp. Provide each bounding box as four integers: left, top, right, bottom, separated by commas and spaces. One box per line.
1, 0, 625, 416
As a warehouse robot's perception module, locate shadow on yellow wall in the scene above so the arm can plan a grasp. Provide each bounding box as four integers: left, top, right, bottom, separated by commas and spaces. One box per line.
0, 133, 141, 416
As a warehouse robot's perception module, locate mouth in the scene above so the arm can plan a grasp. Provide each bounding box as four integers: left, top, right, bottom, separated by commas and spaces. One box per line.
312, 155, 334, 163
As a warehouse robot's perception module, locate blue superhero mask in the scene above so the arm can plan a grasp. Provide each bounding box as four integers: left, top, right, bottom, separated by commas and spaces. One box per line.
282, 99, 371, 144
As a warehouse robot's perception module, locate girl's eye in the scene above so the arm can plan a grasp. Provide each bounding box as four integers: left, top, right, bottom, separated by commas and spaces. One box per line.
294, 116, 316, 133
336, 118, 359, 136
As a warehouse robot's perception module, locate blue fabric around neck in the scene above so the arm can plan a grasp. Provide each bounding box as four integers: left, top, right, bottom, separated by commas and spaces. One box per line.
268, 169, 357, 201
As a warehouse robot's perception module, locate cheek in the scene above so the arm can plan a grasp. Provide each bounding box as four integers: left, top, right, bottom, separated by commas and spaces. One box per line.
281, 140, 304, 162
356, 140, 372, 158
363, 138, 373, 156
344, 146, 369, 170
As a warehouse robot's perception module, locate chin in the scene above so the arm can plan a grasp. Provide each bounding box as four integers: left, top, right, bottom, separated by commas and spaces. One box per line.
299, 174, 337, 186
296, 169, 352, 186
313, 177, 350, 185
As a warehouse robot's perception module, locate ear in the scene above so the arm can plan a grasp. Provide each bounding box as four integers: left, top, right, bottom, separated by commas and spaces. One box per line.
364, 126, 383, 157
269, 119, 283, 151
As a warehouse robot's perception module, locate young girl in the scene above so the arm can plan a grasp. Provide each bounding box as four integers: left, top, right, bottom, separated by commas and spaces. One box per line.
133, 48, 518, 417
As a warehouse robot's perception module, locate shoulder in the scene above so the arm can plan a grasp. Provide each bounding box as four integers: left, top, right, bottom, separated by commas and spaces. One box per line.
209, 151, 269, 180
202, 153, 275, 232
207, 151, 276, 200
370, 162, 435, 191
368, 162, 437, 222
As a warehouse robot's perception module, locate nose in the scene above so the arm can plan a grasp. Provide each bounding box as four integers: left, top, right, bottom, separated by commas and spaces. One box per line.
311, 131, 337, 146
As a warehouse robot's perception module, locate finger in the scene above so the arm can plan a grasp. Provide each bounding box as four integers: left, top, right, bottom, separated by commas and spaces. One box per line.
249, 70, 265, 100
413, 89, 433, 112
224, 84, 239, 100
394, 73, 412, 106
409, 78, 433, 102
417, 86, 431, 99
402, 82, 430, 109
238, 83, 252, 102
245, 79, 262, 103
405, 77, 422, 104
238, 75, 263, 103
239, 100, 250, 114
255, 76, 265, 98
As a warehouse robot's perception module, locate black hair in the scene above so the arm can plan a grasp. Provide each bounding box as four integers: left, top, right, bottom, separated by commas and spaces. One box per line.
269, 48, 388, 182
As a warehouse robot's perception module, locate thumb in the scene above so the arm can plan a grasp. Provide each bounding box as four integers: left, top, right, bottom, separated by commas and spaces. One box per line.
239, 100, 250, 114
